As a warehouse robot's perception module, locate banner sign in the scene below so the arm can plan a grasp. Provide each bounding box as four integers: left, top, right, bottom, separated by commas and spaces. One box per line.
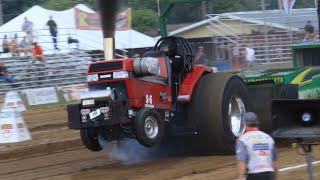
116, 8, 132, 31
282, 0, 296, 18
75, 8, 101, 30
0, 108, 31, 143
57, 84, 87, 101
24, 87, 59, 106
75, 8, 132, 31
4, 91, 26, 112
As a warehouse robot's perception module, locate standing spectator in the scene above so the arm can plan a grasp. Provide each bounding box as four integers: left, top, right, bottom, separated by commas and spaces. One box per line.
22, 17, 33, 43
194, 46, 207, 65
0, 61, 16, 84
232, 44, 240, 64
32, 42, 45, 62
46, 16, 59, 50
245, 44, 256, 67
236, 112, 278, 180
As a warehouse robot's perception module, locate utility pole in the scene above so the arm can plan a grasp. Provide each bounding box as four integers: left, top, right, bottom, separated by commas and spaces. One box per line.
261, 0, 266, 10
0, 0, 3, 26
278, 0, 282, 9
261, 0, 270, 64
157, 0, 161, 17
202, 0, 206, 19
208, 0, 213, 14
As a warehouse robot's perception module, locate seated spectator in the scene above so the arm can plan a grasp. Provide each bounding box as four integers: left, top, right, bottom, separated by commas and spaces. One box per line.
16, 36, 33, 57
10, 33, 20, 56
2, 35, 11, 53
304, 20, 315, 40
32, 42, 45, 62
68, 36, 79, 48
133, 54, 140, 58
0, 61, 16, 84
11, 33, 18, 45
20, 36, 30, 48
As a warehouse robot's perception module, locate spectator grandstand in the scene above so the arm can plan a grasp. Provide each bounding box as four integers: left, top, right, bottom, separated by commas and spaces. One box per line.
0, 4, 156, 99
167, 8, 319, 70
0, 51, 92, 95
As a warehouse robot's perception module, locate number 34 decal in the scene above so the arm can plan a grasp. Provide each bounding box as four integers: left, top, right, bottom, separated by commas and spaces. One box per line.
145, 95, 154, 108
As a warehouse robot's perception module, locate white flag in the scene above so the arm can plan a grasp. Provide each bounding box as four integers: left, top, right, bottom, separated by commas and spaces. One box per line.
282, 0, 296, 18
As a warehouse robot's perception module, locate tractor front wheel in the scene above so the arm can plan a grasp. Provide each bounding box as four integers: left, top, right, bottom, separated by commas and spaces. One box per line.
134, 108, 164, 147
80, 128, 103, 152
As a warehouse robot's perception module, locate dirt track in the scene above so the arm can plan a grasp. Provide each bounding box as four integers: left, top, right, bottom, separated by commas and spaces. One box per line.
0, 107, 319, 180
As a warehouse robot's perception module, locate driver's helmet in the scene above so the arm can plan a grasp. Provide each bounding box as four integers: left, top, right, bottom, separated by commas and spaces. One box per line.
159, 38, 177, 57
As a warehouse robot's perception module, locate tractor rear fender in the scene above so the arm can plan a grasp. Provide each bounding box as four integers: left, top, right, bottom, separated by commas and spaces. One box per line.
177, 65, 212, 103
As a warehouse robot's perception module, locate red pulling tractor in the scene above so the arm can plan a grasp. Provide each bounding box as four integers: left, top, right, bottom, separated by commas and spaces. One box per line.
67, 36, 251, 155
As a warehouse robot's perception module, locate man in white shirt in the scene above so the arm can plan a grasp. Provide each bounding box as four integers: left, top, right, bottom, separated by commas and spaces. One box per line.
236, 112, 278, 180
22, 17, 33, 42
245, 44, 256, 67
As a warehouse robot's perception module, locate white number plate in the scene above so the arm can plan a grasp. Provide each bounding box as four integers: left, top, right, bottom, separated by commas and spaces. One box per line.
89, 109, 101, 119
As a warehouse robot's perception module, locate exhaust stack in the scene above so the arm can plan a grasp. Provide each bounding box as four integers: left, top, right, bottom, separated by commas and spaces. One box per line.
97, 0, 117, 60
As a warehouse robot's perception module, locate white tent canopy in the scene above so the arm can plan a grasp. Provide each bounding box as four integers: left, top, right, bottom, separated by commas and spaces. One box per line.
0, 4, 156, 53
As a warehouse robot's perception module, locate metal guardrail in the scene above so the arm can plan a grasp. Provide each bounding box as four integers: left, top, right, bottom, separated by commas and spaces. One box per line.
204, 9, 320, 66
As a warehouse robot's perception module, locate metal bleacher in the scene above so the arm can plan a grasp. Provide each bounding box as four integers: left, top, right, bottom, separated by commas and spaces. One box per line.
205, 8, 319, 69
0, 54, 92, 95
0, 29, 109, 95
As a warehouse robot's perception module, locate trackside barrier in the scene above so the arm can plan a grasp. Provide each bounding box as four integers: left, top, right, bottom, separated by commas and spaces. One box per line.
9, 84, 87, 107
0, 91, 31, 143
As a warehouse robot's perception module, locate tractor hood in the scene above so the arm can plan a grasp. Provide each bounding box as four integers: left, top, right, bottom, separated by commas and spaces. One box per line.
236, 67, 320, 99
236, 67, 320, 85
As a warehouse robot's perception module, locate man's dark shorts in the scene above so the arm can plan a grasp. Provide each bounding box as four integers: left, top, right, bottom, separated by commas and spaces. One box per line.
3, 47, 9, 53
247, 172, 274, 180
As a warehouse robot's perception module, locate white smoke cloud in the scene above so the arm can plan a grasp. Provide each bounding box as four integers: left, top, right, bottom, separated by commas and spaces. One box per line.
99, 136, 193, 165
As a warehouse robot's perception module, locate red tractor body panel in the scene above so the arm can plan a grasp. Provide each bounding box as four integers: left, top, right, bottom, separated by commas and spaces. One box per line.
86, 59, 134, 75
126, 79, 172, 110
177, 65, 213, 103
88, 79, 172, 110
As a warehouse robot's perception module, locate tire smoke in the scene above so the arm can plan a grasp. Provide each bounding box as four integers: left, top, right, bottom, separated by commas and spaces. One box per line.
106, 139, 169, 165
98, 134, 193, 165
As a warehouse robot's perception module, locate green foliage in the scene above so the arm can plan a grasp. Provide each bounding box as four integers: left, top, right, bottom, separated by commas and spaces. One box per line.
294, 0, 316, 8
2, 0, 318, 27
3, 0, 47, 22
41, 0, 96, 11
132, 8, 159, 32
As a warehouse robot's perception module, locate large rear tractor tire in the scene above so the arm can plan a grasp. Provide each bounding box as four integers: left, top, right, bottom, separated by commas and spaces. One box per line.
134, 108, 164, 147
80, 128, 103, 152
189, 72, 251, 155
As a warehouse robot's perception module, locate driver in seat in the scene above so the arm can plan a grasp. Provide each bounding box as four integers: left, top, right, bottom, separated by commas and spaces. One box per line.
160, 39, 183, 73
159, 39, 184, 103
